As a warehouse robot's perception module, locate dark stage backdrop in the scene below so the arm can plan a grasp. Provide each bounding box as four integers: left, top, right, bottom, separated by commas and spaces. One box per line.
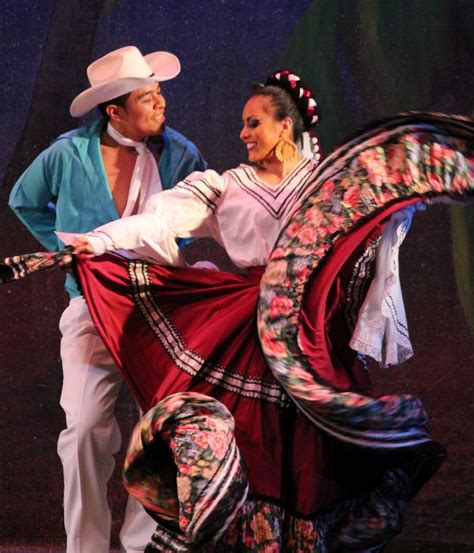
0, 1, 473, 550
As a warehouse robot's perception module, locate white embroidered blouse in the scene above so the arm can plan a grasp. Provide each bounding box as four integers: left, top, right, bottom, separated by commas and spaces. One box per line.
85, 157, 318, 267
80, 156, 415, 367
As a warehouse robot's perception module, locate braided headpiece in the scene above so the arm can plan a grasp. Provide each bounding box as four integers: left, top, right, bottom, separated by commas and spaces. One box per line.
265, 69, 320, 130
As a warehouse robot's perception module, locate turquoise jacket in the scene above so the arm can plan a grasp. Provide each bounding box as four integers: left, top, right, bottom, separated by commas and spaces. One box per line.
9, 120, 207, 297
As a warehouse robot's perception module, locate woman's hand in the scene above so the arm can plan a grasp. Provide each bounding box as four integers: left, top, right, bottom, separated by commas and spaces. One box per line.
71, 237, 95, 256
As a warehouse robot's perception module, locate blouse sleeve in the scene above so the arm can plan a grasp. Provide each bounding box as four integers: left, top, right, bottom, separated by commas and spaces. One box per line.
85, 170, 226, 262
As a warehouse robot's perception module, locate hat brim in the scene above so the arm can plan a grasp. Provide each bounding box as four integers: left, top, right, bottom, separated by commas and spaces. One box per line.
70, 51, 181, 118
144, 51, 181, 81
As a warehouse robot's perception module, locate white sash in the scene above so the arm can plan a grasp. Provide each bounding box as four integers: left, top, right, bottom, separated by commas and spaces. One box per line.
106, 122, 162, 217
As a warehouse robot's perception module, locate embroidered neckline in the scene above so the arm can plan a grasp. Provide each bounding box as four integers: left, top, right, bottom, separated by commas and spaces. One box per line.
242, 157, 313, 191
228, 161, 319, 220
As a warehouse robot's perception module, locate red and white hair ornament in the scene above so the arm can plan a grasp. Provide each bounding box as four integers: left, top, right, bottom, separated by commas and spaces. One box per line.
265, 69, 320, 129
265, 69, 322, 163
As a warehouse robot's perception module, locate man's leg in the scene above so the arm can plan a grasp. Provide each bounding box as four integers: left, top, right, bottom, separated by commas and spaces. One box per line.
120, 402, 158, 551
120, 495, 157, 553
57, 296, 122, 553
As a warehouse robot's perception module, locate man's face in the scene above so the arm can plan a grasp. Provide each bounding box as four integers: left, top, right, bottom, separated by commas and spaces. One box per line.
116, 83, 166, 141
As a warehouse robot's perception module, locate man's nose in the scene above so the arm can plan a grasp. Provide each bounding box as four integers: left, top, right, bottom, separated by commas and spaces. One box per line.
154, 93, 166, 108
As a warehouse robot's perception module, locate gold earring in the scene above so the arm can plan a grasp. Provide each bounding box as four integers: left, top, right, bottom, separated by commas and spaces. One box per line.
275, 139, 298, 162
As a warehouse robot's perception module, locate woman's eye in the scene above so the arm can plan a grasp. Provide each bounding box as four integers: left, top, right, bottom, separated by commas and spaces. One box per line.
249, 118, 260, 129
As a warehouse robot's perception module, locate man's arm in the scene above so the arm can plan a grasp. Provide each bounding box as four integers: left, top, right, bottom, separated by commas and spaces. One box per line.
184, 140, 207, 173
171, 140, 208, 186
161, 128, 208, 190
9, 148, 59, 252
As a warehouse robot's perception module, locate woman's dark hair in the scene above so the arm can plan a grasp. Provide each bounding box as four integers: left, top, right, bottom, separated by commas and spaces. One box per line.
250, 70, 320, 143
250, 85, 305, 142
98, 91, 131, 119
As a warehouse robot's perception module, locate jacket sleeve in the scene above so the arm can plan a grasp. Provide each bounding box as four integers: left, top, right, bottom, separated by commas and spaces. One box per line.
172, 140, 208, 185
185, 140, 208, 173
8, 146, 60, 251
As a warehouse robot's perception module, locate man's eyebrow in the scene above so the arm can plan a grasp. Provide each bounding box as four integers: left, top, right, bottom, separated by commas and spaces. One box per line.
137, 91, 152, 100
137, 86, 161, 100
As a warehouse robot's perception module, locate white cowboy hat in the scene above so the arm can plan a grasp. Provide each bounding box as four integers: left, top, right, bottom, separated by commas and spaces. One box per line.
69, 45, 181, 117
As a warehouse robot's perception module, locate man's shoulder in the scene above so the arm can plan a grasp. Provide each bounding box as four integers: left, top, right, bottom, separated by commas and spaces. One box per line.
29, 121, 103, 171
50, 120, 103, 150
164, 126, 199, 154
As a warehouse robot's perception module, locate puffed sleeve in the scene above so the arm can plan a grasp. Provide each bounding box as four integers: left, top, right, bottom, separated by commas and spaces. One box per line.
85, 170, 226, 264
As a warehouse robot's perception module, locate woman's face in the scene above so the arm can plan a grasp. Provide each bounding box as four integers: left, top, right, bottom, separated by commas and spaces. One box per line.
240, 95, 284, 163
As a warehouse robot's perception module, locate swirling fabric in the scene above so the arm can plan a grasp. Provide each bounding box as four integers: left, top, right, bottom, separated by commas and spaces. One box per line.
259, 112, 474, 448
123, 392, 249, 549
2, 113, 473, 551
0, 247, 73, 283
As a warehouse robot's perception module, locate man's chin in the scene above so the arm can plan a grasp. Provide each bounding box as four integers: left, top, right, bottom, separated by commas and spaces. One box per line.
150, 123, 166, 138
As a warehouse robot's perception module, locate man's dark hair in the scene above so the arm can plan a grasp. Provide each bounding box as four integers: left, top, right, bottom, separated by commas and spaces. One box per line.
98, 92, 131, 119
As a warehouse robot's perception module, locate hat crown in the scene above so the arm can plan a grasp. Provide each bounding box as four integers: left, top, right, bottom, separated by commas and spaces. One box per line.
70, 46, 180, 117
87, 46, 153, 87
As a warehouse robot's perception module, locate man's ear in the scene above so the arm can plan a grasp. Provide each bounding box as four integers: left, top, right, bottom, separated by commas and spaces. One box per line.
106, 104, 124, 121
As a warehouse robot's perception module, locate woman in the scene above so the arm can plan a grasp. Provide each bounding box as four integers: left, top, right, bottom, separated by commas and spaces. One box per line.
73, 72, 373, 550
5, 72, 474, 551
71, 71, 322, 269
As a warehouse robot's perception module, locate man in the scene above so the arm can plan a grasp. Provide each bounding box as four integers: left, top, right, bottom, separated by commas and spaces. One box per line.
9, 45, 206, 553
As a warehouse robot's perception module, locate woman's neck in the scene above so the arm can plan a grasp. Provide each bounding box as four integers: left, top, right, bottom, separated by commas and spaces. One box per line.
255, 155, 302, 186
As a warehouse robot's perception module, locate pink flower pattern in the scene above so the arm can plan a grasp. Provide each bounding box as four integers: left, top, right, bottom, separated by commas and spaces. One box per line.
259, 113, 474, 450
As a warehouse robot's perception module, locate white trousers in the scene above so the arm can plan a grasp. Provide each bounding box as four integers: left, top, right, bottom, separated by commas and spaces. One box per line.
57, 296, 157, 553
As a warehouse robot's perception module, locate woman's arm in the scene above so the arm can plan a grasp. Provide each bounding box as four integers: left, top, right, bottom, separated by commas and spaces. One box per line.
71, 169, 226, 262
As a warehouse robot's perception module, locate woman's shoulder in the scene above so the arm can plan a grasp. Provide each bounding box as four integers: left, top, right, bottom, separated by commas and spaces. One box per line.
225, 163, 254, 174
223, 163, 258, 183
172, 169, 232, 199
